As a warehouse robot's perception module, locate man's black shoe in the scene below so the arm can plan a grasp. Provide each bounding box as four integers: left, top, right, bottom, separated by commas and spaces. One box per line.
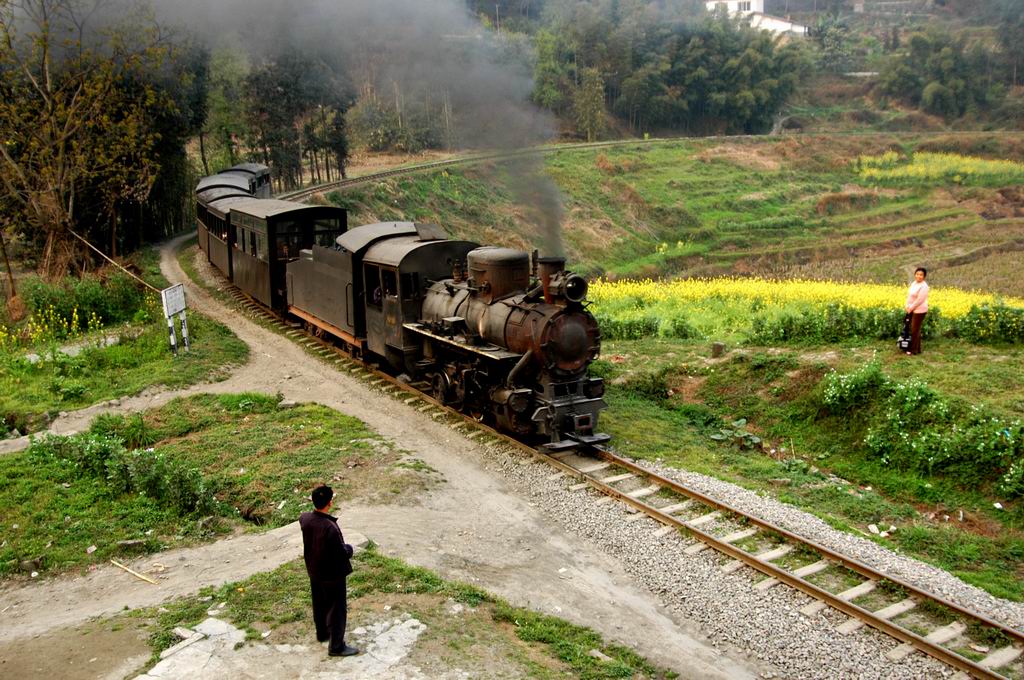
317, 636, 328, 643
328, 645, 359, 657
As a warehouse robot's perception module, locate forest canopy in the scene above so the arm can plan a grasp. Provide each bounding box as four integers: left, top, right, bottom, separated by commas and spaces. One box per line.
3, 0, 1021, 281
0, 0, 205, 277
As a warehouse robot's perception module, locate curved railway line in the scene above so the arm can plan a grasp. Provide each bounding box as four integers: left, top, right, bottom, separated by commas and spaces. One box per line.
212, 276, 1023, 680
210, 133, 1024, 679
277, 128, 1024, 203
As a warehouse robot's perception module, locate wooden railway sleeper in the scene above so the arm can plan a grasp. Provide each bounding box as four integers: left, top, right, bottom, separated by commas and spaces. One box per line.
214, 280, 1019, 680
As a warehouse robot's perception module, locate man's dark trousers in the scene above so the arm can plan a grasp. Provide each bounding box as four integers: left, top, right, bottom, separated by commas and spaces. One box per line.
299, 510, 354, 654
311, 579, 347, 651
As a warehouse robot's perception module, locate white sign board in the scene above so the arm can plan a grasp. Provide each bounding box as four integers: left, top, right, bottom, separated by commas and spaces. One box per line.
161, 284, 187, 318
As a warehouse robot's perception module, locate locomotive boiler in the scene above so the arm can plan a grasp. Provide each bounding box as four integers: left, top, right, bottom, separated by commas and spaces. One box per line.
413, 247, 607, 446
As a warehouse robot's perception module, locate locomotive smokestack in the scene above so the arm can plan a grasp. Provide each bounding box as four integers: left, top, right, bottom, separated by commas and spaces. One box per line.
537, 256, 565, 304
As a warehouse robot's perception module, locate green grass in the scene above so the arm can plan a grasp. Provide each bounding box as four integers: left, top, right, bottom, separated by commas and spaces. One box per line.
0, 312, 247, 434
0, 242, 247, 434
129, 547, 672, 679
0, 393, 419, 578
595, 337, 1024, 601
327, 134, 1024, 296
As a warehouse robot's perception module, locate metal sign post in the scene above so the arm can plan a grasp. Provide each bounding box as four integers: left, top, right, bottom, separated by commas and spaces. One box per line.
160, 284, 190, 355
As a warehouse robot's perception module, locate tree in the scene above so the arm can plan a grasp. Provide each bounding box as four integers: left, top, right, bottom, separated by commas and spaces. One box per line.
573, 67, 605, 142
0, 0, 183, 278
532, 4, 804, 136
997, 0, 1024, 86
877, 29, 1002, 119
815, 15, 852, 74
203, 44, 250, 172
532, 29, 571, 113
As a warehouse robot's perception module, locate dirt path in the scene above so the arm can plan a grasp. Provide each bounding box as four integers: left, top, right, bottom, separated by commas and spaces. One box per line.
0, 235, 760, 678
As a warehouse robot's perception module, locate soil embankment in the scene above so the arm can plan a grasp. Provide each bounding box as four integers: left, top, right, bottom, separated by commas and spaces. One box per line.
0, 234, 757, 679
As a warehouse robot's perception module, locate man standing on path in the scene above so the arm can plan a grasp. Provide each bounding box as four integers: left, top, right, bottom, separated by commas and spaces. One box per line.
300, 485, 359, 657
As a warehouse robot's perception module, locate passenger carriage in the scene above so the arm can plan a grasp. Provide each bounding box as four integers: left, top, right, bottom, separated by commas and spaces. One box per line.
196, 187, 251, 262
226, 199, 347, 309
227, 163, 273, 198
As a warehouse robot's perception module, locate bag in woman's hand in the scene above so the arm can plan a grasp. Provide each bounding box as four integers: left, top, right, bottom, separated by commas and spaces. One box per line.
897, 313, 912, 352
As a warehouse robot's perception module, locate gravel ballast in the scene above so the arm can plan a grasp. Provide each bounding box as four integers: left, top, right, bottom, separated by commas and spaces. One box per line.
470, 438, 1024, 679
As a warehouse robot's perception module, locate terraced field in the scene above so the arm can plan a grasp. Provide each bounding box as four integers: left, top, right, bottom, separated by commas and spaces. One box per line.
332, 133, 1024, 294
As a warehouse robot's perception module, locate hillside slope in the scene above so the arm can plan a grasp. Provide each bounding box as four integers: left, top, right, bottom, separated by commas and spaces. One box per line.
331, 133, 1024, 294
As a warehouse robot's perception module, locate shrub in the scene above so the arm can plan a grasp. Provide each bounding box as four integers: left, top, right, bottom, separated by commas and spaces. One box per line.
748, 304, 936, 344
821, 359, 888, 412
47, 376, 87, 402
104, 448, 216, 516
663, 314, 698, 339
90, 412, 157, 448
951, 304, 1024, 344
29, 432, 125, 476
594, 312, 659, 340
29, 431, 216, 515
817, 365, 1024, 495
105, 273, 147, 322
815, 192, 880, 216
20, 272, 151, 335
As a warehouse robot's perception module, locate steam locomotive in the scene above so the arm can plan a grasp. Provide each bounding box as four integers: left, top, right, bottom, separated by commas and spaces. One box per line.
195, 164, 607, 448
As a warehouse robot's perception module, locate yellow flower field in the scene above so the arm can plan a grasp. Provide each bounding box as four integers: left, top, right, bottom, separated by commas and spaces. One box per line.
857, 152, 1024, 183
589, 277, 1024, 319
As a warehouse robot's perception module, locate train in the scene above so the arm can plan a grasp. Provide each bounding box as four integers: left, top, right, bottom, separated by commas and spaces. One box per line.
195, 164, 608, 448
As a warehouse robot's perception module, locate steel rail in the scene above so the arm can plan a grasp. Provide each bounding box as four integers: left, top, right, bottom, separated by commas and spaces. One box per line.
587, 448, 1024, 647
572, 466, 1006, 680
199, 129, 1024, 676
277, 129, 1024, 203
217, 279, 1020, 680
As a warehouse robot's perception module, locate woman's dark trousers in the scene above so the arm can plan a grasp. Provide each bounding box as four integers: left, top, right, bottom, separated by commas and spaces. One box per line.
909, 313, 926, 355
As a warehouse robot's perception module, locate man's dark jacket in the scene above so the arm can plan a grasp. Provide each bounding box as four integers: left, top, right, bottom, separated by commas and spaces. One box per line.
299, 511, 353, 584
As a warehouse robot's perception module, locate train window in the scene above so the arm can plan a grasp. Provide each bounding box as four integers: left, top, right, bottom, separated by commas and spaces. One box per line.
400, 273, 418, 300
235, 226, 244, 249
276, 234, 304, 260
257, 233, 268, 261
382, 269, 398, 297
276, 219, 301, 234
314, 232, 336, 247
364, 264, 382, 307
314, 218, 341, 247
249, 230, 257, 257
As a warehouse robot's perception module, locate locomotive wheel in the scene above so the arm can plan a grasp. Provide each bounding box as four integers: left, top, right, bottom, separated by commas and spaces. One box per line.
432, 372, 452, 404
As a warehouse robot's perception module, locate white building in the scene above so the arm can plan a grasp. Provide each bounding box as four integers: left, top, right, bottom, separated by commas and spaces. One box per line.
707, 0, 765, 12
704, 0, 810, 37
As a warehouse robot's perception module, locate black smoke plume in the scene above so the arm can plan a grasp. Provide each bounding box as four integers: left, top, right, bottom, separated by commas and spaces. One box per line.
155, 0, 566, 255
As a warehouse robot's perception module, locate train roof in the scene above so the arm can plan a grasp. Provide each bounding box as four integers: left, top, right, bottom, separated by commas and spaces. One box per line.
361, 227, 476, 268
225, 199, 343, 220
203, 196, 255, 220
197, 187, 252, 205
229, 163, 271, 177
336, 222, 445, 255
196, 172, 253, 193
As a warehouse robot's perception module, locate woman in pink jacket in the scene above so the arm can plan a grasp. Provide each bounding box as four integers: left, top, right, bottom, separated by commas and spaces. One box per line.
904, 267, 929, 355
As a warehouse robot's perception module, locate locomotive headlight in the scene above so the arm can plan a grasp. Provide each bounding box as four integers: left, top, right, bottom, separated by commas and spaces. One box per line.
583, 378, 605, 399
563, 274, 588, 302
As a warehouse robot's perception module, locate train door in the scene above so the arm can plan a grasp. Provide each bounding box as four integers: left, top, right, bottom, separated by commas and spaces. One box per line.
364, 263, 386, 356
381, 267, 403, 349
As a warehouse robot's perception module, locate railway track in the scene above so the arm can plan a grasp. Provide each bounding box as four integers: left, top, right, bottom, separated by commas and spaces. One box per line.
277, 137, 688, 201
210, 276, 1024, 680
277, 129, 1024, 204
221, 131, 1024, 678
